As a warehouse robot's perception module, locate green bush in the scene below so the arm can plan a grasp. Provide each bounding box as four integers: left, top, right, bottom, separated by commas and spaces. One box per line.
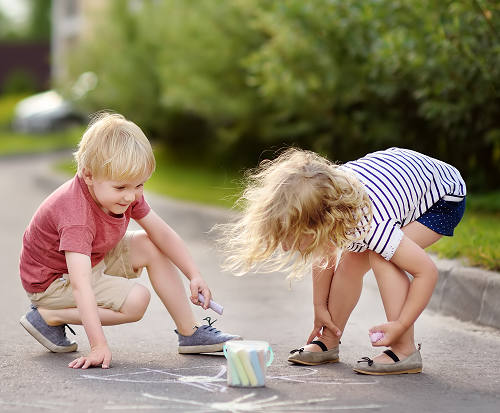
0, 93, 30, 128
65, 0, 500, 189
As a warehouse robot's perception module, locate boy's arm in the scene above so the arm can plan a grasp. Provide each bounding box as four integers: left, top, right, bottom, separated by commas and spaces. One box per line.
135, 210, 211, 308
65, 251, 112, 369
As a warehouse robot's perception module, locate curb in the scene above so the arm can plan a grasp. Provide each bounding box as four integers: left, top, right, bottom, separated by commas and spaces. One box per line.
428, 256, 500, 330
35, 157, 500, 332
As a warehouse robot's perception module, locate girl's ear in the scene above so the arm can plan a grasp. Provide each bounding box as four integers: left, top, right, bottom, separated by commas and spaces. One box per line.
82, 168, 93, 185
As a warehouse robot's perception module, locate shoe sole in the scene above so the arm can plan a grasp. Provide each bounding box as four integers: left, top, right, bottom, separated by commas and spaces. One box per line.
178, 337, 243, 354
288, 357, 340, 366
20, 316, 78, 353
353, 367, 422, 375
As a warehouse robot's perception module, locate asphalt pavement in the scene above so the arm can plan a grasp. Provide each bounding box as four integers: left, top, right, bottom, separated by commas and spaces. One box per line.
0, 151, 499, 413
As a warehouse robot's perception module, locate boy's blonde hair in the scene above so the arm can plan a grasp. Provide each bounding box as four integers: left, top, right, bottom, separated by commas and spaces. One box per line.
217, 148, 372, 280
74, 112, 156, 181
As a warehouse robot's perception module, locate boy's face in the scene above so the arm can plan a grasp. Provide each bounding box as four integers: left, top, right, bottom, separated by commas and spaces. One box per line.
83, 171, 147, 217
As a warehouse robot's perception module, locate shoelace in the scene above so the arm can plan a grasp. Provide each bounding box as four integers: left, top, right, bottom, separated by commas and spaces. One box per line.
193, 317, 221, 333
62, 324, 76, 336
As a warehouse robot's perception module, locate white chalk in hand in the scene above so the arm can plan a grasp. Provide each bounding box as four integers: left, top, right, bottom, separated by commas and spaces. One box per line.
198, 293, 224, 315
370, 332, 384, 343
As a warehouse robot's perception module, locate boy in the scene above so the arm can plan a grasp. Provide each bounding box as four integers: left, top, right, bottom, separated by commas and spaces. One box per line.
19, 112, 240, 369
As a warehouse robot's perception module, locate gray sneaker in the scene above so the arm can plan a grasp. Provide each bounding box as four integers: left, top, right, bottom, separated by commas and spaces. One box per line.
176, 317, 242, 354
20, 305, 78, 353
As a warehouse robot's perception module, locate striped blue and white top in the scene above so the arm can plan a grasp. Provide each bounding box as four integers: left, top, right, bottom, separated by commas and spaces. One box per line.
340, 147, 466, 260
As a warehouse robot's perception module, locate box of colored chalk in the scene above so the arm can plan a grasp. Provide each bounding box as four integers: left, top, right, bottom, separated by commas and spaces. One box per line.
223, 340, 274, 387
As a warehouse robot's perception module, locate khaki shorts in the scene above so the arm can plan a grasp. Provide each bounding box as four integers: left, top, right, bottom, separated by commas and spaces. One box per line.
27, 231, 143, 311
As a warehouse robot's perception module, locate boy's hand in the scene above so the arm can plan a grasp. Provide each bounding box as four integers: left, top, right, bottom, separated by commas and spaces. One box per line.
189, 275, 211, 310
68, 344, 112, 369
369, 320, 407, 347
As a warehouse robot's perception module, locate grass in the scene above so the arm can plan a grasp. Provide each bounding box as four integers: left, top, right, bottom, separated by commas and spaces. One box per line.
427, 210, 500, 272
0, 127, 84, 156
145, 146, 242, 208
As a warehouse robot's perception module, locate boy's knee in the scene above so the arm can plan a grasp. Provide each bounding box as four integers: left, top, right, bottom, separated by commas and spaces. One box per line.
124, 284, 151, 322
131, 230, 163, 265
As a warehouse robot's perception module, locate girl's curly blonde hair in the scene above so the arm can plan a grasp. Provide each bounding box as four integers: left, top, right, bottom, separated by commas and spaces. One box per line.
216, 148, 372, 281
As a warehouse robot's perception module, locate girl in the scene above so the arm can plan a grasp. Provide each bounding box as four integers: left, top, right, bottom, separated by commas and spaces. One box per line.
218, 147, 466, 375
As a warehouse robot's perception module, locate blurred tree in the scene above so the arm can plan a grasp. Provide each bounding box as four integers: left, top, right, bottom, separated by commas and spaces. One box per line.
0, 6, 20, 39
235, 0, 500, 189
66, 0, 500, 189
25, 0, 51, 41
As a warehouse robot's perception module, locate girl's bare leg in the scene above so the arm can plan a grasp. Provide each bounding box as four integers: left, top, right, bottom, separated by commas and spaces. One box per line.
370, 221, 442, 363
130, 231, 200, 336
302, 250, 371, 351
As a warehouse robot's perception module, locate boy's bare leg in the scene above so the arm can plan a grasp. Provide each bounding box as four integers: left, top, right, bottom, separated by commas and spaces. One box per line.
302, 250, 371, 352
130, 231, 200, 336
369, 221, 442, 363
38, 283, 151, 326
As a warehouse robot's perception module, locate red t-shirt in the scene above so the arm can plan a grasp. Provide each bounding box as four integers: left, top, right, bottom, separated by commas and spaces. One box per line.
19, 174, 151, 293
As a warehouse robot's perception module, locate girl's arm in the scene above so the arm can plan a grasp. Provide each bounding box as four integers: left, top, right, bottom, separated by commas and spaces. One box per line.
135, 210, 211, 308
65, 251, 112, 369
370, 236, 439, 345
307, 254, 342, 343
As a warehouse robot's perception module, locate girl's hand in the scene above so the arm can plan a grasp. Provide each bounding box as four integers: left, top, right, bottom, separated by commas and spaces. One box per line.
307, 305, 342, 344
189, 275, 211, 310
68, 344, 112, 369
369, 320, 407, 347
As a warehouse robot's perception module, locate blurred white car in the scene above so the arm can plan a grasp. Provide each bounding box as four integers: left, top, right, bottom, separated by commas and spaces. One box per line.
12, 90, 83, 133
12, 72, 97, 133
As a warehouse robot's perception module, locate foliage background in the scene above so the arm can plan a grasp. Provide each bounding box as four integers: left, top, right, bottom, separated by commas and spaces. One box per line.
65, 0, 500, 191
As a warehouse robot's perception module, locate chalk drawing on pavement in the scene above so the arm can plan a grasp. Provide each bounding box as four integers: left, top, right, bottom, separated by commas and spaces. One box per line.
80, 364, 378, 393
103, 392, 384, 411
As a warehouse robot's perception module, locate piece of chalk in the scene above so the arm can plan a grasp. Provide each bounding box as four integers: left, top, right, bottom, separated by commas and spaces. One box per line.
231, 350, 250, 386
198, 293, 224, 315
227, 355, 241, 386
257, 349, 266, 373
238, 349, 259, 387
248, 349, 265, 386
370, 332, 384, 343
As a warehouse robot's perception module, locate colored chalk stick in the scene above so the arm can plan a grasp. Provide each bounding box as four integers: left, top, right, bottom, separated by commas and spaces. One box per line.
257, 349, 266, 372
198, 293, 224, 315
237, 349, 259, 386
248, 349, 265, 386
231, 351, 250, 386
227, 356, 241, 386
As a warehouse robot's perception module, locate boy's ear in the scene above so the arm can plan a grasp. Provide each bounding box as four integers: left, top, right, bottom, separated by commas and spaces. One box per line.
82, 168, 94, 185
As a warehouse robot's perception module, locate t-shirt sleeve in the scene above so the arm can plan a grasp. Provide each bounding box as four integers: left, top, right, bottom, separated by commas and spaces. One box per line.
59, 225, 94, 257
131, 195, 151, 220
364, 219, 405, 260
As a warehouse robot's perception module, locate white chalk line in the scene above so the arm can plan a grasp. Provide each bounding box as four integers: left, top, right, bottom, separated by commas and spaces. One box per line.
0, 399, 73, 410
101, 393, 384, 412
80, 364, 378, 392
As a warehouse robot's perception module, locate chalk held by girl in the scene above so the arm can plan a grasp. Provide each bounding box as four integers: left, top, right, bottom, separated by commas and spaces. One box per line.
218, 147, 466, 375
19, 112, 241, 369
